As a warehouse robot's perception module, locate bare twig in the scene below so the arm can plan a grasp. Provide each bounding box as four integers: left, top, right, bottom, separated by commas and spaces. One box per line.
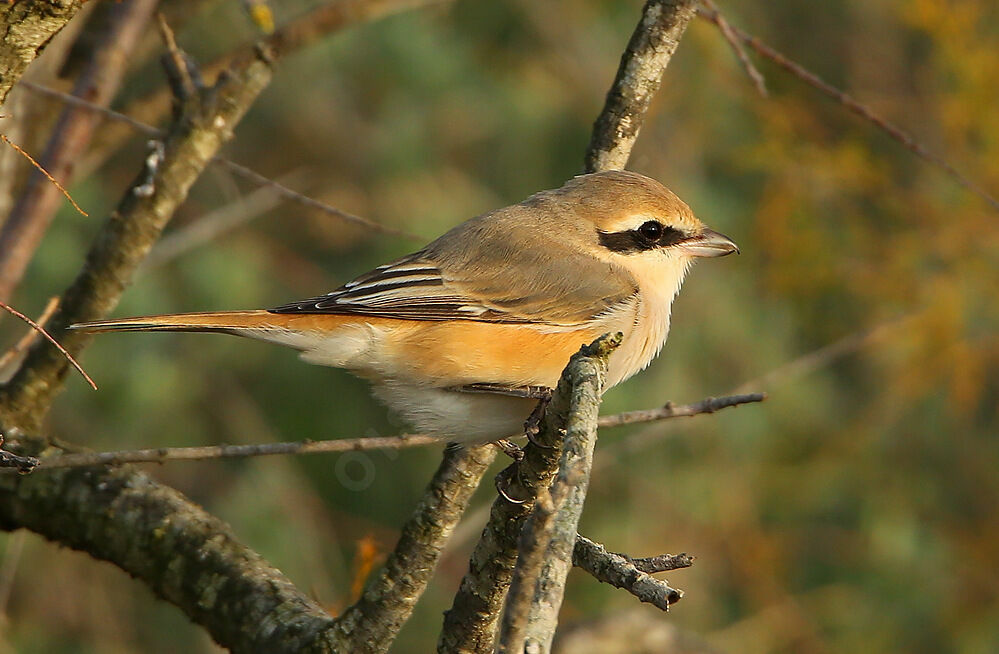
699, 0, 766, 96
572, 535, 684, 611
0, 296, 58, 374
584, 0, 699, 173
0, 135, 88, 217
614, 548, 694, 573
596, 392, 766, 428
331, 445, 498, 653
697, 6, 999, 212
0, 299, 95, 390
0, 0, 158, 302
155, 13, 198, 101
17, 81, 421, 240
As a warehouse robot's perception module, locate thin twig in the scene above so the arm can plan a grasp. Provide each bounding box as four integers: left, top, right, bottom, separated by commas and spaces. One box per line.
0, 296, 58, 373
17, 80, 421, 240
596, 392, 765, 428
0, 300, 96, 390
23, 392, 759, 472
615, 548, 694, 573
572, 535, 683, 611
0, 135, 88, 217
584, 0, 699, 173
696, 6, 999, 212
155, 13, 198, 101
699, 0, 766, 96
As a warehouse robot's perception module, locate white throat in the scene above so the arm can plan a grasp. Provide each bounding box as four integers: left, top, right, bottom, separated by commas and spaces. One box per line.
605, 253, 693, 388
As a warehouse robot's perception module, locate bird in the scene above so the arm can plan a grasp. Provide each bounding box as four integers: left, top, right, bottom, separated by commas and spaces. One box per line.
71, 170, 738, 443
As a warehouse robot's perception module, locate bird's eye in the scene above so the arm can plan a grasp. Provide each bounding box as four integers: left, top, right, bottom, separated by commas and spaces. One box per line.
638, 221, 664, 241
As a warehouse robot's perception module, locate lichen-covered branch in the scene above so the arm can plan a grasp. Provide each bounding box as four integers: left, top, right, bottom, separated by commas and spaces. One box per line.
519, 337, 612, 652
573, 535, 684, 611
0, 452, 348, 653
0, 0, 86, 106
331, 444, 497, 653
438, 334, 621, 654
584, 0, 698, 173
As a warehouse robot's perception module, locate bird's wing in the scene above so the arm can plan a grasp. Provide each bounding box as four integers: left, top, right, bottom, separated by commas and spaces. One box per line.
270, 220, 637, 326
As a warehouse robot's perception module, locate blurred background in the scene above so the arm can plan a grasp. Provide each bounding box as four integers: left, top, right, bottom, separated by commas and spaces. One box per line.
0, 0, 997, 652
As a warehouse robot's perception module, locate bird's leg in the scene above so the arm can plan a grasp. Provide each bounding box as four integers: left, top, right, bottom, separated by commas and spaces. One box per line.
524, 387, 554, 448
493, 466, 528, 504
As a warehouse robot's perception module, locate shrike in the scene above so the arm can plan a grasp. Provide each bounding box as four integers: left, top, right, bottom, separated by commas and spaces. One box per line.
73, 171, 738, 442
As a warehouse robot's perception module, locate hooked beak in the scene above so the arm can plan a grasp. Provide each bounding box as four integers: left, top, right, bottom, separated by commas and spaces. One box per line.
681, 228, 739, 258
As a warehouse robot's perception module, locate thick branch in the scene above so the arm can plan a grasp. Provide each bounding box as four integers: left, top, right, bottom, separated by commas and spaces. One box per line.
0, 47, 274, 432
584, 0, 698, 173
331, 445, 497, 653
0, 447, 347, 653
438, 334, 621, 654
0, 0, 86, 107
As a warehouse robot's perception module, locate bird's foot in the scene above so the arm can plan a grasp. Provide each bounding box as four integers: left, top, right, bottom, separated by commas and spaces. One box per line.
524, 388, 554, 448
493, 438, 524, 461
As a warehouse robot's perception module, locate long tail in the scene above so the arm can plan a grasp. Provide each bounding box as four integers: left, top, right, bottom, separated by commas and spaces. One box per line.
70, 311, 281, 334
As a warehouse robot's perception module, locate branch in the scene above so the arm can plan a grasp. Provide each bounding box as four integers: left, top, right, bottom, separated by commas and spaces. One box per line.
696, 6, 999, 212
12, 393, 763, 472
437, 334, 621, 654
0, 0, 159, 302
0, 0, 86, 106
0, 449, 349, 652
699, 0, 766, 97
572, 535, 683, 611
0, 46, 274, 433
331, 445, 497, 653
0, 299, 95, 391
584, 0, 698, 173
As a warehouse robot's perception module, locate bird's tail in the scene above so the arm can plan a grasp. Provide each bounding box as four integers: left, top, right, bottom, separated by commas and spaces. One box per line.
70, 311, 280, 334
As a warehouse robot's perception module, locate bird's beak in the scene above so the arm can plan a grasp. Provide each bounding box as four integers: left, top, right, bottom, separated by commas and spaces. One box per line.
681, 228, 739, 257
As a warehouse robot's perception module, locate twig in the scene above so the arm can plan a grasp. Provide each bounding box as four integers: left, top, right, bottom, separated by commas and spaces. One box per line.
615, 548, 694, 573
0, 135, 88, 216
17, 80, 421, 240
17, 392, 761, 472
0, 296, 58, 373
729, 317, 909, 395
699, 0, 766, 97
0, 299, 96, 390
572, 535, 683, 611
155, 13, 198, 101
596, 392, 765, 428
331, 445, 498, 653
584, 0, 699, 173
0, 0, 158, 303
696, 6, 999, 212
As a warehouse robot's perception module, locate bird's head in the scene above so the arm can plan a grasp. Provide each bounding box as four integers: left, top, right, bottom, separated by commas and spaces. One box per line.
551, 170, 738, 294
